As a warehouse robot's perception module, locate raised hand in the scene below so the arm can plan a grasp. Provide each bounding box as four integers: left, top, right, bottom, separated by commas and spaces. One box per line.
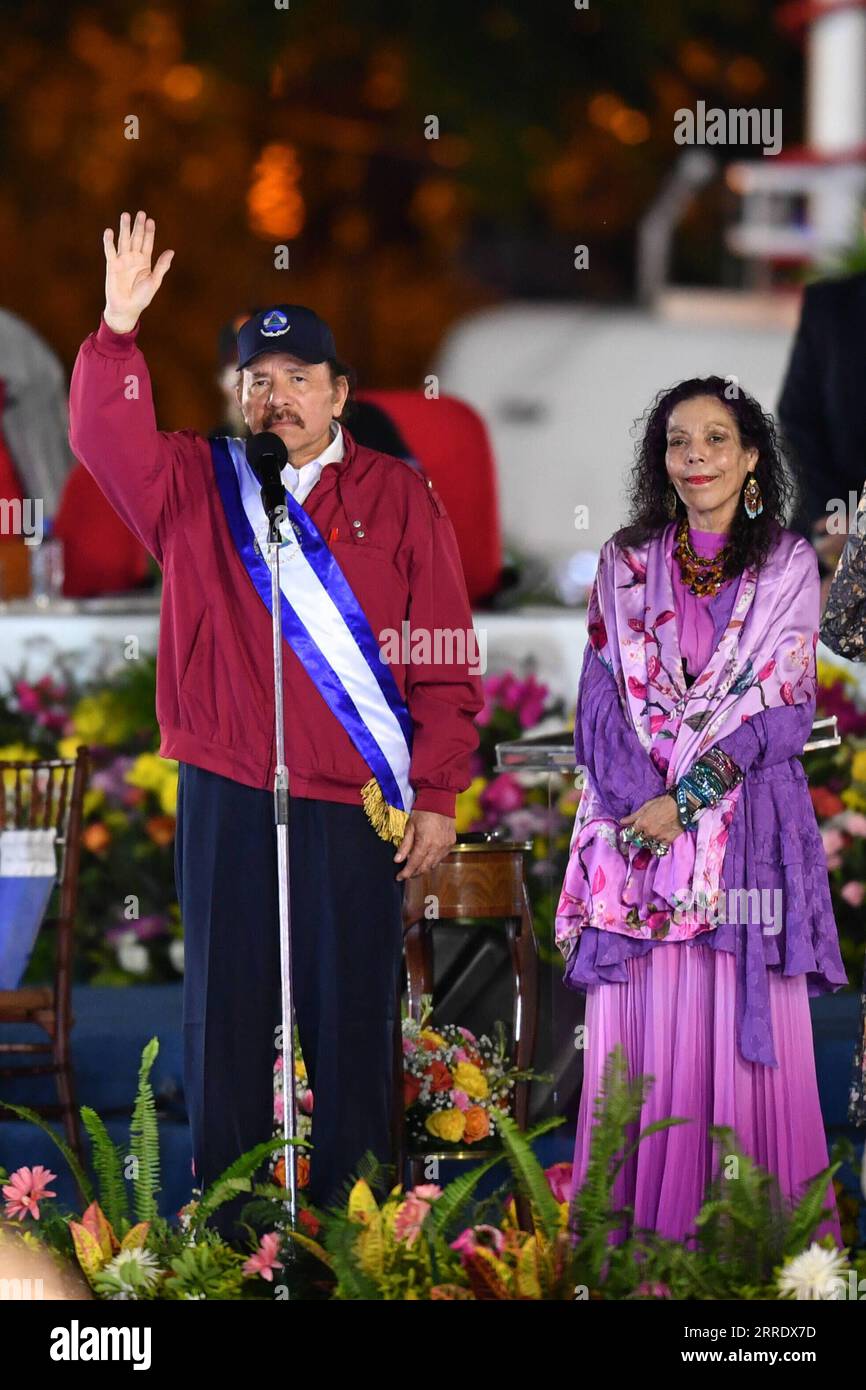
103, 211, 174, 334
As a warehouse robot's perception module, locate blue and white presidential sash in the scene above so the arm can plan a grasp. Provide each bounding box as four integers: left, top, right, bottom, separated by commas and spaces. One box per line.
210, 436, 414, 844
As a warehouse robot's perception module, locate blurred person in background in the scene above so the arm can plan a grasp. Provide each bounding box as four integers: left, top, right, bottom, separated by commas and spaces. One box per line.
210, 311, 259, 440
778, 270, 866, 605
0, 308, 73, 597
818, 477, 866, 1183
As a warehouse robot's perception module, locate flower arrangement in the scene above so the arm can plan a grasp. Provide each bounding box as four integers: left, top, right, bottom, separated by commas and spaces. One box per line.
284, 1045, 864, 1300
0, 656, 182, 985
402, 997, 537, 1151
809, 658, 866, 985
270, 1030, 313, 1191
1, 1040, 862, 1300
0, 1038, 302, 1300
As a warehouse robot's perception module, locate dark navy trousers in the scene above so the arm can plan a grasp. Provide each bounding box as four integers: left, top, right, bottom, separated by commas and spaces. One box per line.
175, 763, 405, 1235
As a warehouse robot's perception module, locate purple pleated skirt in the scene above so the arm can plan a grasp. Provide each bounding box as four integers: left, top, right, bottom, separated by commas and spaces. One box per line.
570, 941, 842, 1246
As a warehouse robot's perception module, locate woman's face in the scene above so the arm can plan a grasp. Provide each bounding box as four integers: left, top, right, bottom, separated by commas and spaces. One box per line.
664, 394, 759, 532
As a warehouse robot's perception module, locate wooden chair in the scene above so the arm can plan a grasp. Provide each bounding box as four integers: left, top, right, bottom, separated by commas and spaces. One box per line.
0, 747, 90, 1163
392, 838, 539, 1224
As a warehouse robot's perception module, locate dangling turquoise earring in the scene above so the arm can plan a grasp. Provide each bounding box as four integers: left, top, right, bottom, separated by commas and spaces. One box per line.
743, 473, 763, 519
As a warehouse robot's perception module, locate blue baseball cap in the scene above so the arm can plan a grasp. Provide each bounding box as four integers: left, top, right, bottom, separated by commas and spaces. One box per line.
236, 304, 337, 371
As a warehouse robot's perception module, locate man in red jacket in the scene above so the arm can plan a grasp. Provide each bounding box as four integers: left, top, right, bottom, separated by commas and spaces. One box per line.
69, 211, 484, 1237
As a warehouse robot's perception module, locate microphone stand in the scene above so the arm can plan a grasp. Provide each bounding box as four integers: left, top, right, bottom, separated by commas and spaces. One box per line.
265, 504, 300, 1250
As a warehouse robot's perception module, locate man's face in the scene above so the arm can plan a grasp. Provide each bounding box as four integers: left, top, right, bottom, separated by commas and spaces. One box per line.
236, 352, 348, 456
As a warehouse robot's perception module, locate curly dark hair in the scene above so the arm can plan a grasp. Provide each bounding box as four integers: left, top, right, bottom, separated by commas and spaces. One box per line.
614, 376, 800, 577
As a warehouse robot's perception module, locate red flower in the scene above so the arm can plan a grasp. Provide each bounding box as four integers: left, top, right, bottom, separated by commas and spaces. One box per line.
428, 1060, 453, 1092
628, 676, 648, 699
810, 786, 845, 819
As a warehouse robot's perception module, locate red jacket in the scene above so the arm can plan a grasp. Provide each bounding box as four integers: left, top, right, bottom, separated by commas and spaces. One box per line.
68, 318, 484, 816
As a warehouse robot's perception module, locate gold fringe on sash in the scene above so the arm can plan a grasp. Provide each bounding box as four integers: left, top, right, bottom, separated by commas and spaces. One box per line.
360, 775, 411, 847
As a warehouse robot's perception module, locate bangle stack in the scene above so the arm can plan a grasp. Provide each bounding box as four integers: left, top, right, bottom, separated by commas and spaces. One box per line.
672, 747, 743, 830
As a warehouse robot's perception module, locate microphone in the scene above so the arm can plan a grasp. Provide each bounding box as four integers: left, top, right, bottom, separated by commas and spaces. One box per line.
246, 431, 289, 535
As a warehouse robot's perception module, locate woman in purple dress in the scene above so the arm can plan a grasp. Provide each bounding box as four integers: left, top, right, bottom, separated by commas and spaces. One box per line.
555, 377, 848, 1245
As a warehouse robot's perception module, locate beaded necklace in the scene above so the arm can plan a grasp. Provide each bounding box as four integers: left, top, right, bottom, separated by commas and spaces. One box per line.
673, 516, 732, 596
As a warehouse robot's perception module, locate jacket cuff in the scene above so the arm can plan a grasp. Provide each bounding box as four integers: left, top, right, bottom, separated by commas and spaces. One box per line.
411, 787, 457, 817
95, 315, 141, 357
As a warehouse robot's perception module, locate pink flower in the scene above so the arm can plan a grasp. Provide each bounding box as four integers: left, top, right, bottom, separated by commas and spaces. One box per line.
647, 655, 661, 680
394, 1187, 441, 1247
780, 682, 794, 706
544, 1161, 573, 1203
402, 1037, 418, 1055
451, 1089, 471, 1111
649, 713, 667, 735
840, 812, 866, 837
457, 1026, 477, 1044
299, 1087, 314, 1115
636, 1280, 670, 1298
2, 1165, 57, 1221
13, 681, 41, 715
821, 828, 846, 858
627, 676, 648, 699
841, 881, 865, 908
516, 675, 549, 729
450, 1224, 505, 1259
242, 1231, 284, 1281
481, 773, 524, 816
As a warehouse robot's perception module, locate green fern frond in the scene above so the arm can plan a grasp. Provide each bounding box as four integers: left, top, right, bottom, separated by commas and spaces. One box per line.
431, 1115, 564, 1235
493, 1110, 562, 1239
783, 1162, 843, 1256
191, 1136, 290, 1232
128, 1038, 161, 1222
80, 1107, 128, 1230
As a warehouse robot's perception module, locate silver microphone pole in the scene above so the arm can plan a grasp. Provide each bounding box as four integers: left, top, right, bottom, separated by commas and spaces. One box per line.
266, 505, 299, 1239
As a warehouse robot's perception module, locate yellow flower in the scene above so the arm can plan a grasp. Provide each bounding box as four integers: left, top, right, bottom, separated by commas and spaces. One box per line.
851, 750, 866, 785
56, 736, 82, 760
83, 788, 105, 817
455, 776, 486, 833
159, 767, 178, 815
0, 743, 39, 762
419, 1028, 447, 1049
425, 1109, 466, 1143
125, 753, 166, 793
452, 1061, 488, 1099
817, 658, 856, 690
126, 753, 179, 813
842, 788, 866, 813
71, 693, 127, 746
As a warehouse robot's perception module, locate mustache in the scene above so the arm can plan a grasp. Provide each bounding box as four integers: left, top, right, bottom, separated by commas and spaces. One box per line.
264, 410, 304, 429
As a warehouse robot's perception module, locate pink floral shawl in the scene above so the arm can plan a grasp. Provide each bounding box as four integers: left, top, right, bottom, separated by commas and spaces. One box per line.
555, 522, 819, 957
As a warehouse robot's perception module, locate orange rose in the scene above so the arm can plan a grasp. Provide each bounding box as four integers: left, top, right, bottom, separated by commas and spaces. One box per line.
274, 1152, 310, 1189
82, 822, 111, 854
145, 815, 176, 846
463, 1106, 490, 1143
428, 1060, 453, 1092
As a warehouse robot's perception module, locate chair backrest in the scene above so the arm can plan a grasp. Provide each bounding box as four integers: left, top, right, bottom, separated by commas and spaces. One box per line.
0, 748, 90, 931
